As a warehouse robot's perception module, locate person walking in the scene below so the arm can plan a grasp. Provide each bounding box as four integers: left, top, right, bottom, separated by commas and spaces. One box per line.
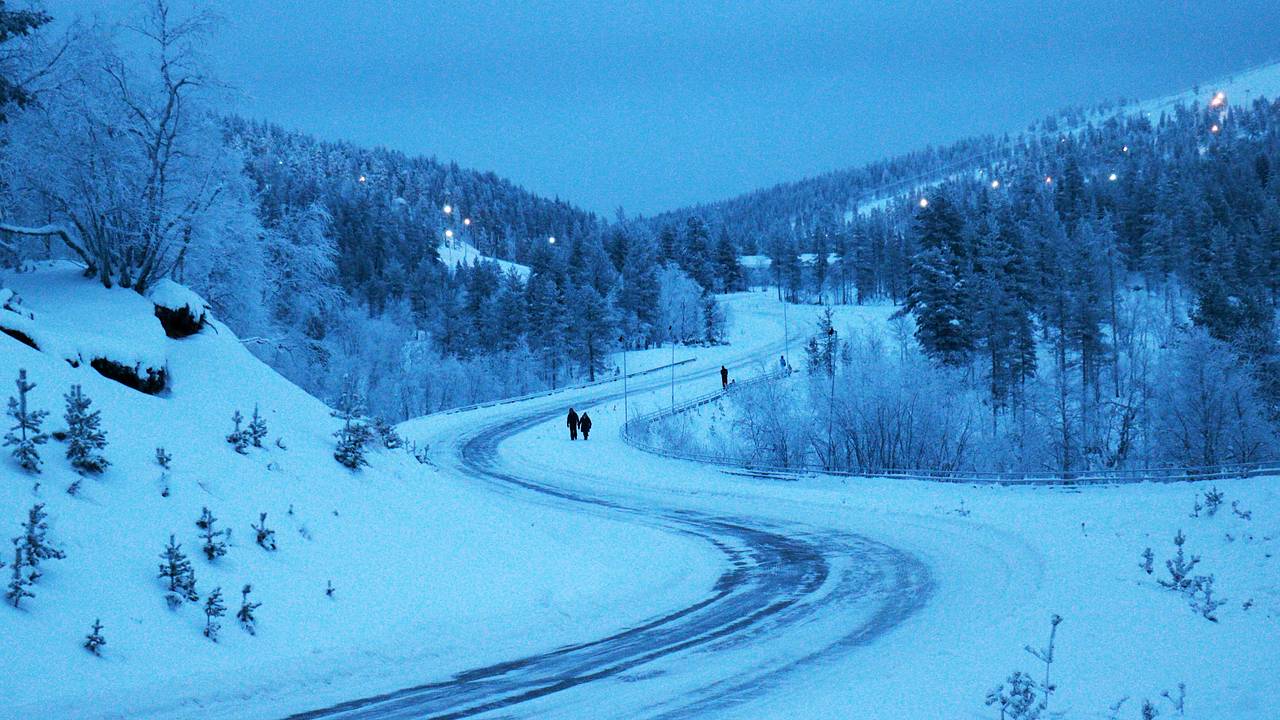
567, 407, 579, 440
579, 412, 592, 440
720, 365, 729, 390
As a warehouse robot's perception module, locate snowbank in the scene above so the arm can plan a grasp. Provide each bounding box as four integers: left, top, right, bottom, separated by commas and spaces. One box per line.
438, 238, 531, 279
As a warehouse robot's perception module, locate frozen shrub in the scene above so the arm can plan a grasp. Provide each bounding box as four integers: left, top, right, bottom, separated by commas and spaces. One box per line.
203, 587, 226, 641
1231, 501, 1251, 520
237, 584, 261, 635
251, 512, 276, 551
84, 618, 106, 656
985, 671, 1042, 720
197, 507, 229, 561
157, 534, 197, 608
226, 410, 249, 454
1140, 547, 1154, 575
155, 446, 171, 469
63, 384, 108, 473
1203, 487, 1224, 516
4, 368, 48, 473
1188, 575, 1226, 622
1157, 530, 1199, 593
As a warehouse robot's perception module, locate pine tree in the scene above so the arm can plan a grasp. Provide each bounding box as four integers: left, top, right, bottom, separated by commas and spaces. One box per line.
158, 534, 197, 607
84, 618, 106, 656
155, 446, 171, 469
17, 503, 65, 572
247, 405, 268, 448
6, 546, 32, 608
63, 385, 108, 473
714, 228, 743, 293
251, 512, 276, 551
197, 507, 228, 561
237, 584, 261, 635
332, 379, 371, 469
203, 587, 226, 641
897, 195, 975, 366
4, 369, 48, 473
226, 410, 249, 454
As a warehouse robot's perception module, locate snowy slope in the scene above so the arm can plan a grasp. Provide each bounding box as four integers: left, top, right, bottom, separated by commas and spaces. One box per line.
437, 238, 531, 279
0, 264, 718, 719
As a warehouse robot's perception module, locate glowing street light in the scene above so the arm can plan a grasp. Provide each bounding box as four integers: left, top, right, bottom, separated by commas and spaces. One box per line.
990, 179, 1001, 189
1044, 175, 1054, 184
1122, 145, 1129, 153
358, 175, 367, 183
1108, 172, 1118, 182
1210, 91, 1226, 108
1210, 123, 1221, 134
463, 217, 471, 226
443, 204, 453, 215
444, 228, 454, 239
918, 197, 929, 208
548, 236, 556, 245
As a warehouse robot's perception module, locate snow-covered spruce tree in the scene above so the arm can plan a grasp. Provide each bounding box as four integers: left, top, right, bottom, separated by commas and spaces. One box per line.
226, 410, 249, 454
4, 369, 48, 473
1189, 575, 1226, 622
63, 384, 108, 473
331, 380, 371, 470
370, 416, 403, 450
251, 512, 276, 551
1158, 530, 1200, 594
84, 618, 106, 656
196, 507, 228, 561
247, 405, 268, 448
157, 534, 197, 608
237, 584, 261, 635
6, 546, 33, 608
985, 671, 1042, 720
203, 587, 226, 641
18, 503, 65, 573
1203, 487, 1224, 517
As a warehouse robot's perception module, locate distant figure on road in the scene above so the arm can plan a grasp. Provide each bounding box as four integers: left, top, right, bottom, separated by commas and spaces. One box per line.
579, 412, 592, 440
567, 407, 579, 441
720, 365, 729, 390
780, 354, 788, 373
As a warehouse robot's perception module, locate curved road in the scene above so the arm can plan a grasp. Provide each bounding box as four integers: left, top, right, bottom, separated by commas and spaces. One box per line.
289, 355, 933, 719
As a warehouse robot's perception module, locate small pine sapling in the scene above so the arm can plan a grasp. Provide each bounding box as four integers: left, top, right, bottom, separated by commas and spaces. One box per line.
226, 410, 249, 454
1106, 697, 1130, 720
985, 671, 1042, 720
1158, 530, 1200, 593
203, 587, 226, 641
1189, 494, 1201, 518
1140, 547, 1154, 575
332, 380, 372, 470
63, 384, 108, 473
251, 512, 276, 551
1203, 487, 1224, 516
1161, 682, 1186, 717
18, 503, 65, 572
155, 446, 172, 469
84, 618, 106, 656
371, 416, 403, 449
5, 546, 33, 608
4, 369, 48, 473
248, 405, 268, 448
325, 580, 335, 599
1142, 699, 1159, 720
237, 584, 261, 635
158, 534, 197, 608
197, 507, 229, 561
1188, 575, 1226, 622
1024, 614, 1062, 715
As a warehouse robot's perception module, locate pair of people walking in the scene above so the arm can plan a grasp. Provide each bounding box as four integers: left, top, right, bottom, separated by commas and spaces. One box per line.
566, 407, 592, 440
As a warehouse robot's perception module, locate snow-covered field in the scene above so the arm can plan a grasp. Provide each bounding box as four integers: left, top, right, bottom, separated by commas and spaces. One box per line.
0, 265, 720, 719
2, 267, 1276, 720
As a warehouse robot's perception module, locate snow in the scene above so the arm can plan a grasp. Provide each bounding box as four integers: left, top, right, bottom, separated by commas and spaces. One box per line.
0, 265, 720, 719
148, 279, 210, 322
437, 238, 531, 279
2, 275, 1277, 718
1132, 60, 1280, 119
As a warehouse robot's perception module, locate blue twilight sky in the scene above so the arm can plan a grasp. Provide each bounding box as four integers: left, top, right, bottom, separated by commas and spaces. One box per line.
49, 1, 1280, 216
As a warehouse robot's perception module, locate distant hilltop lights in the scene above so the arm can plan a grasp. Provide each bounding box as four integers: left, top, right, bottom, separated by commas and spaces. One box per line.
1210, 90, 1227, 109
918, 197, 929, 208
443, 204, 453, 215
548, 236, 556, 244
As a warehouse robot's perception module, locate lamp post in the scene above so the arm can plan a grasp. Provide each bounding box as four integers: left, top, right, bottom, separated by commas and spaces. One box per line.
619, 334, 628, 423
668, 324, 675, 413
782, 297, 789, 372
827, 325, 836, 469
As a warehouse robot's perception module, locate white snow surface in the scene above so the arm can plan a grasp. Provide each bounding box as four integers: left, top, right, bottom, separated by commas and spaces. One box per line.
437, 238, 531, 279
148, 278, 210, 321
0, 266, 718, 719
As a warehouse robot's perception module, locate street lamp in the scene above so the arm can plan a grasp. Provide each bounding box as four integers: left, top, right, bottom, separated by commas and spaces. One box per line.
443, 204, 453, 215
668, 324, 675, 413
619, 334, 628, 424
827, 325, 836, 468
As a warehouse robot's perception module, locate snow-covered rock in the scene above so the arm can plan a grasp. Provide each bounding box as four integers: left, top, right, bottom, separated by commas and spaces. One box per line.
148, 279, 210, 339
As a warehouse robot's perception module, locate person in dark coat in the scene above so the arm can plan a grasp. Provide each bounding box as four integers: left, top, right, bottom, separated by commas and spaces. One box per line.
579, 412, 592, 440
567, 407, 579, 440
720, 365, 729, 390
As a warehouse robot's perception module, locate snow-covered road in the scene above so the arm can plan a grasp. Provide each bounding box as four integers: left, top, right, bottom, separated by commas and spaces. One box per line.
294, 300, 934, 719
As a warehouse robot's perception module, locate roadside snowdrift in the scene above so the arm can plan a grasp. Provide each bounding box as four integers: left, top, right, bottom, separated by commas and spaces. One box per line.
0, 264, 718, 719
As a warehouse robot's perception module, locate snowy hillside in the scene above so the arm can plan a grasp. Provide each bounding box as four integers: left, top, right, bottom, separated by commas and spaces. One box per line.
438, 237, 531, 279
0, 264, 717, 719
